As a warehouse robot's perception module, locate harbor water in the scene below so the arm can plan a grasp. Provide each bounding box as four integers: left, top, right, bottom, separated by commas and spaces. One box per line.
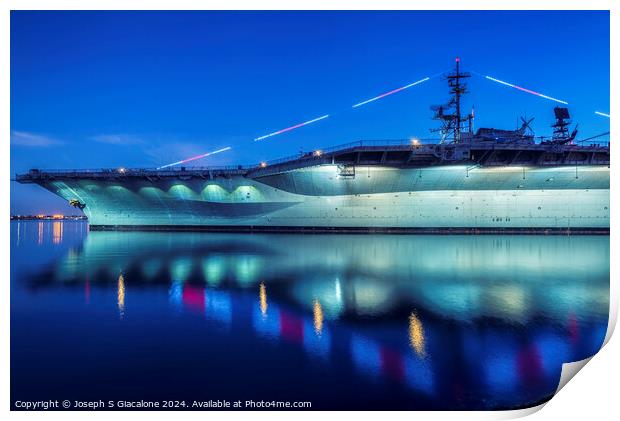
10, 220, 609, 410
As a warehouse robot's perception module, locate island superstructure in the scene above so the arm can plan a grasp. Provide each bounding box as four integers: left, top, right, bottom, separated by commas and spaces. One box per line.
16, 60, 610, 233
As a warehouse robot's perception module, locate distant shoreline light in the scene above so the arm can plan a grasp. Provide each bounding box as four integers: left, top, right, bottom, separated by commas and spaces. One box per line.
10, 215, 88, 220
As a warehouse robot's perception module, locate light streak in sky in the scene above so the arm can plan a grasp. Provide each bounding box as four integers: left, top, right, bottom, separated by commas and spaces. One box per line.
352, 77, 431, 108
254, 114, 330, 141
157, 146, 232, 169
169, 68, 597, 168
485, 75, 568, 105
252, 75, 431, 142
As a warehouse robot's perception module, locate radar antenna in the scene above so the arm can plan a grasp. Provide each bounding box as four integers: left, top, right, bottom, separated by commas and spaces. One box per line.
551, 107, 578, 144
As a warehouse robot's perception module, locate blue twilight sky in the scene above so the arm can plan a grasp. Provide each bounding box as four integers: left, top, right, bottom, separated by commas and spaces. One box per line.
10, 10, 610, 214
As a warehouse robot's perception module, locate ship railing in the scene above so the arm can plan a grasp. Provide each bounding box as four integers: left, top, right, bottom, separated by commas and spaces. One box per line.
18, 140, 435, 178
243, 139, 446, 176
17, 166, 256, 179
319, 138, 442, 152
260, 139, 442, 166
17, 137, 609, 179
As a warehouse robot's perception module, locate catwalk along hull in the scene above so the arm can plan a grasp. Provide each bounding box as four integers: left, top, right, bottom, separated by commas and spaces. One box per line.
29, 163, 609, 231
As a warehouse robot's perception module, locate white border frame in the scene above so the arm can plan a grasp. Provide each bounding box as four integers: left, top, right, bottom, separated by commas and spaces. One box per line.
2, 2, 616, 420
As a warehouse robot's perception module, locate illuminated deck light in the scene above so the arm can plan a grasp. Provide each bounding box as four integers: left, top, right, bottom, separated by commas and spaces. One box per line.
313, 150, 323, 157
410, 138, 421, 146
260, 161, 267, 168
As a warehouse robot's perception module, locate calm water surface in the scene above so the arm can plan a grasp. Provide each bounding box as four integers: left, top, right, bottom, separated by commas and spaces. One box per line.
11, 221, 609, 410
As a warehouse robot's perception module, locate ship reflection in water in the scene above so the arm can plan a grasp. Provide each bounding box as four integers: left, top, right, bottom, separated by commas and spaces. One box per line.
11, 221, 609, 410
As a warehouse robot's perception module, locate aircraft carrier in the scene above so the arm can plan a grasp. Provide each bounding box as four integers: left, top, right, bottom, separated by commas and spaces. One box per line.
16, 61, 610, 233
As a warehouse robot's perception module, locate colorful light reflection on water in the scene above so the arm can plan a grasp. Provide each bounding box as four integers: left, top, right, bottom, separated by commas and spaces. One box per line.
10, 221, 609, 410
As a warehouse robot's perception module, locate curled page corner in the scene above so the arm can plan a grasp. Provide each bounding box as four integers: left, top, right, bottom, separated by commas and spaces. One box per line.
495, 401, 548, 419
555, 357, 594, 394
602, 292, 618, 347
494, 358, 596, 420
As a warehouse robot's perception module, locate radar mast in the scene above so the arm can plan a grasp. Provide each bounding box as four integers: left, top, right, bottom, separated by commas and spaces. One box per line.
431, 57, 472, 143
551, 107, 578, 144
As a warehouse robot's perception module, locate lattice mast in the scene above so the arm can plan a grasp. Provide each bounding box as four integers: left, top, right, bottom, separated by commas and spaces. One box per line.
431, 57, 472, 143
